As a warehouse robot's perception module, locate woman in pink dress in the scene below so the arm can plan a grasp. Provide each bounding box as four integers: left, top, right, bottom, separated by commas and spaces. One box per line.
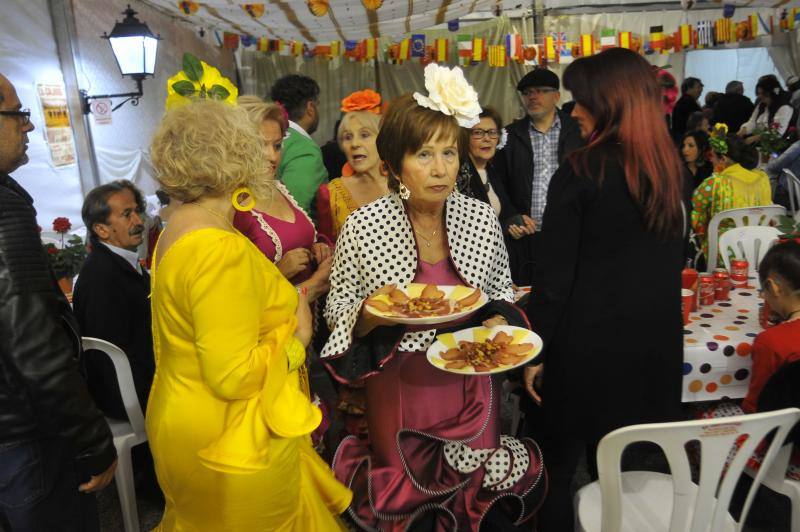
234, 98, 332, 301
321, 68, 545, 531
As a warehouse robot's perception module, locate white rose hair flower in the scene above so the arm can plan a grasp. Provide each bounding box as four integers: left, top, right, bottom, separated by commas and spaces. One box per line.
413, 63, 482, 128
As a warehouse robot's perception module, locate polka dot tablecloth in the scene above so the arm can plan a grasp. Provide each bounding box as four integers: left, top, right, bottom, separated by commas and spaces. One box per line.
682, 279, 762, 402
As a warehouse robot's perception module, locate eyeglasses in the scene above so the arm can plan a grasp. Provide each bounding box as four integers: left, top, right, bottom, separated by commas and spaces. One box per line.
0, 109, 31, 126
522, 87, 557, 97
471, 128, 500, 139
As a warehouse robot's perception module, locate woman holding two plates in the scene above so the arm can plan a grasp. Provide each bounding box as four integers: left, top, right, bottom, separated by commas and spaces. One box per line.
321, 65, 545, 531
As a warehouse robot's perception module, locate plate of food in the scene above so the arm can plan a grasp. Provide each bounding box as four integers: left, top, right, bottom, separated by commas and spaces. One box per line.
426, 325, 542, 375
363, 283, 488, 325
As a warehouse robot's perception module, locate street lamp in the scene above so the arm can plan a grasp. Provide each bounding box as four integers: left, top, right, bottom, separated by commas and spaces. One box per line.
81, 5, 161, 114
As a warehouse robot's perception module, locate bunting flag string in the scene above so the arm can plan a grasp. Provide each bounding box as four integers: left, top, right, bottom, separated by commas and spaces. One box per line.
235, 7, 788, 68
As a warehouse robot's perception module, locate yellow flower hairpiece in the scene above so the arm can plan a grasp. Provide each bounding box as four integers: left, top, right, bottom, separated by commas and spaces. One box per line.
712, 123, 728, 136
166, 53, 238, 110
709, 122, 729, 155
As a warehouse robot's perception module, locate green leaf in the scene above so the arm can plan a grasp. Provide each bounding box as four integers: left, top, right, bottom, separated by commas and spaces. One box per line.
208, 84, 230, 101
172, 80, 196, 96
182, 53, 204, 82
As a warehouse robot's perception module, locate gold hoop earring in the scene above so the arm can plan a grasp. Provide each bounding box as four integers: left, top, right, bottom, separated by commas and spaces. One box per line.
232, 187, 256, 212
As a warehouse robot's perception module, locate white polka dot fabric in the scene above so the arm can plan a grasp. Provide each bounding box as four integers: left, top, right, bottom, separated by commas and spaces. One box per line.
322, 191, 514, 359
443, 435, 531, 491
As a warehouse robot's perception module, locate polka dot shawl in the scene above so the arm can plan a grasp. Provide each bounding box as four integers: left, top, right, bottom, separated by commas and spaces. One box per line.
321, 191, 514, 359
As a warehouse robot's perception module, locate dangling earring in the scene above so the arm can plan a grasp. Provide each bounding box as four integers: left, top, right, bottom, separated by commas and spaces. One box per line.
398, 182, 411, 200
231, 187, 256, 212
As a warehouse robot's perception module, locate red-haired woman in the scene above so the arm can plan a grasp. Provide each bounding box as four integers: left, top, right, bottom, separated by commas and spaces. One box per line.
524, 48, 686, 530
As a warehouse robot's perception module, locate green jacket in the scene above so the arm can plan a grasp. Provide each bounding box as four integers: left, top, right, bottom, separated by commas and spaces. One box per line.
277, 126, 328, 215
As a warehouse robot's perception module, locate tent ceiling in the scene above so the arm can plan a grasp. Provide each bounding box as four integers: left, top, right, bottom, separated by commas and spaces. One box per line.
138, 0, 529, 43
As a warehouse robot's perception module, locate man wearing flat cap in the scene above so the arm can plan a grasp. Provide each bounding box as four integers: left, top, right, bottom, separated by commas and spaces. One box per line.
495, 68, 583, 285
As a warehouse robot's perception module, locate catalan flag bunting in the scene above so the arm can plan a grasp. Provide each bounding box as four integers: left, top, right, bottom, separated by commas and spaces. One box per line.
489, 44, 506, 67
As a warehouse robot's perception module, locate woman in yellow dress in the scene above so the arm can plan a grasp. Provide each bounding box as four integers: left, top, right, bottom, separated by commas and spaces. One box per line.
147, 98, 351, 531
316, 89, 388, 243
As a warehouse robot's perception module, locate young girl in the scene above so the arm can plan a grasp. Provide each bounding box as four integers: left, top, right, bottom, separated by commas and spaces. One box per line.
699, 241, 800, 479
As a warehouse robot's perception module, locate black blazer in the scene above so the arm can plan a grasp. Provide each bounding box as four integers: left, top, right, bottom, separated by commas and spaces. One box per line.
671, 94, 701, 140
713, 93, 755, 134
494, 109, 584, 220
456, 157, 513, 223
73, 241, 154, 420
526, 150, 684, 441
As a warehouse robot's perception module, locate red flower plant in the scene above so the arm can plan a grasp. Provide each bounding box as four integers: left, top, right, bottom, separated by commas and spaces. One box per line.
52, 217, 72, 233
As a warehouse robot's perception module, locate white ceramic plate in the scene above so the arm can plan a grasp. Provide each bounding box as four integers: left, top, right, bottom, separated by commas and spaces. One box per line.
426, 325, 543, 375
363, 283, 488, 326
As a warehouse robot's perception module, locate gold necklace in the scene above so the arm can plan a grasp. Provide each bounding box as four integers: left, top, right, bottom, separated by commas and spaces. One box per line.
413, 226, 439, 248
189, 202, 235, 231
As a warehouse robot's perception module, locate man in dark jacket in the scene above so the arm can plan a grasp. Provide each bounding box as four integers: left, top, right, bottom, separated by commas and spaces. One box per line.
494, 68, 583, 285
73, 180, 153, 421
0, 73, 116, 530
671, 76, 703, 140
713, 80, 755, 134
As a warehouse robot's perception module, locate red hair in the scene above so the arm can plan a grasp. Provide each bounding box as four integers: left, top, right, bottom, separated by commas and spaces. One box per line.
563, 48, 684, 237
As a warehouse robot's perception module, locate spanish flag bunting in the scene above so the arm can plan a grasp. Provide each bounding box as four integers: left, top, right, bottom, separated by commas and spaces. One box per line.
330, 41, 341, 57
472, 38, 485, 62
679, 24, 692, 47
291, 41, 303, 56
580, 34, 593, 57
435, 38, 449, 62
257, 37, 269, 52
241, 4, 264, 18
672, 31, 682, 52
618, 31, 631, 49
544, 35, 556, 62
399, 38, 411, 60
489, 44, 506, 67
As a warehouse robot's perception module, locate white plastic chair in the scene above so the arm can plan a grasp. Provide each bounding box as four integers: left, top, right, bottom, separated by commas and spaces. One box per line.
718, 226, 781, 275
574, 408, 800, 532
706, 205, 787, 272
745, 443, 800, 532
783, 169, 800, 220
82, 337, 147, 532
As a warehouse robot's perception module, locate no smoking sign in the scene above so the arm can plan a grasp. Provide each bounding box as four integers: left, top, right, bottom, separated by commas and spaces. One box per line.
90, 99, 112, 125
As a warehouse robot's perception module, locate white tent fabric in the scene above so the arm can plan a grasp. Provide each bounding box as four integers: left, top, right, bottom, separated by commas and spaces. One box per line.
0, 0, 85, 229
139, 0, 521, 42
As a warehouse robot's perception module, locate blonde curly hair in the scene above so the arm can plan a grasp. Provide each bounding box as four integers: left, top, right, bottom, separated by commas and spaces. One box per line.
238, 95, 288, 136
336, 111, 381, 150
150, 99, 273, 202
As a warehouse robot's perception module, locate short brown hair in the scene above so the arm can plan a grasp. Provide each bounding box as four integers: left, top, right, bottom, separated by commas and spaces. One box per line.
459, 106, 503, 161
376, 94, 462, 192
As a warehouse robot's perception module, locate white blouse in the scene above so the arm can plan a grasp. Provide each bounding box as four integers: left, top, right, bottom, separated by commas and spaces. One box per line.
739, 104, 794, 136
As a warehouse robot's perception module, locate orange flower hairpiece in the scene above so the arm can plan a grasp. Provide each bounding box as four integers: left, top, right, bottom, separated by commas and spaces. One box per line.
341, 89, 382, 114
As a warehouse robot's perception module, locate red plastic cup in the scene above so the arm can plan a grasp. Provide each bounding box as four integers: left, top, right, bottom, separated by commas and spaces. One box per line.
681, 289, 694, 326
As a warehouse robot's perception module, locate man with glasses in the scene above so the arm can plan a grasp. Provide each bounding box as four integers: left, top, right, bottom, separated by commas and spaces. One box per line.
0, 73, 116, 531
495, 68, 583, 285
